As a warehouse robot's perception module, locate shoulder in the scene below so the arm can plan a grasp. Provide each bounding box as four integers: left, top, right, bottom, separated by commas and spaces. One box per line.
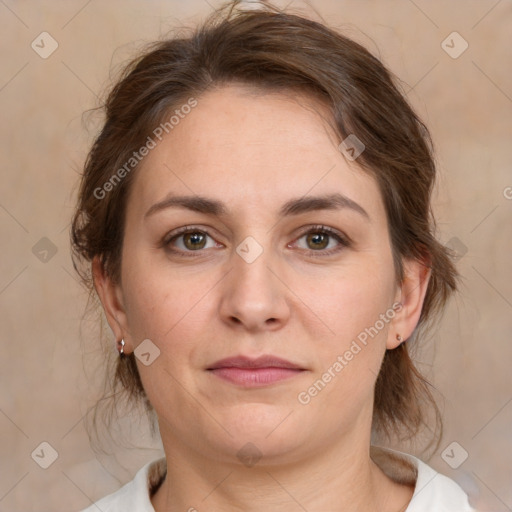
371, 445, 477, 512
407, 455, 476, 511
79, 457, 166, 512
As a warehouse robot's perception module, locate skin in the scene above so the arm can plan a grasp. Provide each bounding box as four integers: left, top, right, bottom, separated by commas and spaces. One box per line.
93, 84, 430, 512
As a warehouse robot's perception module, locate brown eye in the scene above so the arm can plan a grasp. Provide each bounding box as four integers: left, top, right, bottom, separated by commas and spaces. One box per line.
292, 225, 350, 257
305, 232, 330, 250
182, 232, 207, 250
164, 227, 218, 255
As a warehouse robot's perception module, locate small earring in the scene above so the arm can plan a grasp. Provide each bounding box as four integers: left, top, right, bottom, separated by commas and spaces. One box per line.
118, 339, 125, 356
396, 334, 403, 343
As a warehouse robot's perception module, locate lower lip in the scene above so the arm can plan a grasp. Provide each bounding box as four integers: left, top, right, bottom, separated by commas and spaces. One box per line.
208, 367, 304, 387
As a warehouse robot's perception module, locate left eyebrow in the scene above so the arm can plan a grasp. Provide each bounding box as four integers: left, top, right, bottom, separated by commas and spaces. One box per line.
144, 192, 370, 220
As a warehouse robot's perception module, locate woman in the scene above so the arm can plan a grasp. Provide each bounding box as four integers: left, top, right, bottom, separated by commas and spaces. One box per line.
72, 1, 476, 510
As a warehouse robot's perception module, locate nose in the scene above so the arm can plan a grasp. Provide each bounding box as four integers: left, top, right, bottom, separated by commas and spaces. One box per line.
218, 239, 291, 332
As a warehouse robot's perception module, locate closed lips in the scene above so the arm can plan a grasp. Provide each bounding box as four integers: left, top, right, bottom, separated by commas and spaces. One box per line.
207, 357, 306, 387
207, 355, 305, 370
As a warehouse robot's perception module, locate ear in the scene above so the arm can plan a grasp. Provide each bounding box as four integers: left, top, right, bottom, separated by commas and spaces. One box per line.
92, 256, 131, 353
387, 257, 431, 350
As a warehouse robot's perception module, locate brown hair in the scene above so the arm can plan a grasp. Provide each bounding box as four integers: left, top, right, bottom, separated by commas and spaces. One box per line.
71, 0, 457, 450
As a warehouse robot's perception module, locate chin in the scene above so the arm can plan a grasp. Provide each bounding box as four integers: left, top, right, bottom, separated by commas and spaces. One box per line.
215, 405, 305, 458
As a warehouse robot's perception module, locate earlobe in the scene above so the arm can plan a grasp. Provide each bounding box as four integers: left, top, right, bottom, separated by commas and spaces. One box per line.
387, 257, 431, 350
92, 256, 130, 351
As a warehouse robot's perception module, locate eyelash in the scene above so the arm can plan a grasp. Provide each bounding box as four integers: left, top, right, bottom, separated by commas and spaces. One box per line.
162, 224, 351, 258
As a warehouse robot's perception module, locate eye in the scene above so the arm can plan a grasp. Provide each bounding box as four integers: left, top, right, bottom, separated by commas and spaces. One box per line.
291, 225, 350, 257
164, 226, 219, 255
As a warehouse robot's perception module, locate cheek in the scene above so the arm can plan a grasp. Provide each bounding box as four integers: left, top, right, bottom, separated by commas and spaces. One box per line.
319, 260, 396, 339
307, 256, 396, 396
121, 246, 179, 332
120, 250, 216, 361
302, 283, 392, 422
120, 258, 208, 407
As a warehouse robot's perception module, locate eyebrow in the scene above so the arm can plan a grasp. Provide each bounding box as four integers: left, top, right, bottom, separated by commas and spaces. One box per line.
144, 192, 370, 220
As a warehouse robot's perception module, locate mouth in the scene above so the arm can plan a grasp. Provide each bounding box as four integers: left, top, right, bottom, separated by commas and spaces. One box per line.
206, 355, 307, 387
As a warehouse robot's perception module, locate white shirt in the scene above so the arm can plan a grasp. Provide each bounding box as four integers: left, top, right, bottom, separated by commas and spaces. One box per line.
81, 446, 477, 511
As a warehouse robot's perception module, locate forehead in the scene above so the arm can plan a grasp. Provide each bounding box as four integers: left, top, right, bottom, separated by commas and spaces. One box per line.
129, 84, 384, 222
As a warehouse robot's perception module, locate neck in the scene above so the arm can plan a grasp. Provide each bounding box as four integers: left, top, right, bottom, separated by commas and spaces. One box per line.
151, 427, 413, 512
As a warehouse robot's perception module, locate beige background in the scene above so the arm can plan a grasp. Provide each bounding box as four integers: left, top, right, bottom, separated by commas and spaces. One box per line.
0, 0, 511, 511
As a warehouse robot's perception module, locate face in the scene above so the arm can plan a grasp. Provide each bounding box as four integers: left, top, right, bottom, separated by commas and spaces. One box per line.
96, 84, 423, 465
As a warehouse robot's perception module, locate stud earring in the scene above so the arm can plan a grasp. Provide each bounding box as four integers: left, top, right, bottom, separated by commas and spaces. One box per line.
396, 334, 403, 343
118, 339, 125, 356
